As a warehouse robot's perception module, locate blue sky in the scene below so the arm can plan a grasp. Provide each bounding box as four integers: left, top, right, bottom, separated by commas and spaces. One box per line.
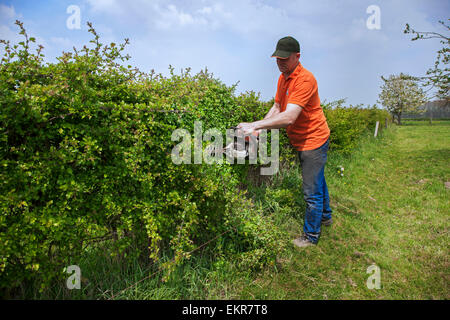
0, 0, 448, 106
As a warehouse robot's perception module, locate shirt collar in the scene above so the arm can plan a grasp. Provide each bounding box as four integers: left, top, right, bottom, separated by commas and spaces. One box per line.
283, 62, 303, 81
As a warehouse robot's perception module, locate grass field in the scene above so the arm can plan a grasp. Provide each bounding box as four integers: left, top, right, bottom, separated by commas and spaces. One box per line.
235, 119, 450, 300
31, 120, 449, 300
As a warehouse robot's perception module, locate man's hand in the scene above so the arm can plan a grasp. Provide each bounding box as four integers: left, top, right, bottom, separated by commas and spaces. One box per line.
237, 122, 258, 135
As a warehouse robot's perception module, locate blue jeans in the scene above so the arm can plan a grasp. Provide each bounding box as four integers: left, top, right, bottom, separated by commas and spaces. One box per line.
297, 138, 332, 244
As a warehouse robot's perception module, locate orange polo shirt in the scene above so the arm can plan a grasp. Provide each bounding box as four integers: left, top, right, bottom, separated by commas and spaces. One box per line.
274, 62, 330, 151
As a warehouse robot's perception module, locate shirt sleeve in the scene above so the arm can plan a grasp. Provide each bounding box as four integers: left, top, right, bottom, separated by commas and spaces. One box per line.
287, 78, 317, 110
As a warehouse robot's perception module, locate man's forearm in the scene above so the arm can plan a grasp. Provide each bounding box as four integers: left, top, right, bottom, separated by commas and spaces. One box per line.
237, 103, 302, 134
253, 111, 293, 130
263, 103, 281, 120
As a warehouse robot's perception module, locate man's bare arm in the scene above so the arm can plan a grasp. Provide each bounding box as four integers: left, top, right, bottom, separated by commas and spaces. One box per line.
238, 103, 303, 133
263, 102, 281, 119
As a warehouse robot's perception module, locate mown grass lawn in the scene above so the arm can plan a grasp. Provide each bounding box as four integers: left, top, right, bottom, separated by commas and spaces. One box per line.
236, 120, 449, 300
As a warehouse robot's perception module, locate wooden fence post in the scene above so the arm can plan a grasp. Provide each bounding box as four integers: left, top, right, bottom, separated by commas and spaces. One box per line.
374, 121, 380, 138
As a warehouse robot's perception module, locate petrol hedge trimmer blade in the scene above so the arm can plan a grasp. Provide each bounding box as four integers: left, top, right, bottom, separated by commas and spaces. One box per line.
204, 127, 258, 160
223, 126, 258, 160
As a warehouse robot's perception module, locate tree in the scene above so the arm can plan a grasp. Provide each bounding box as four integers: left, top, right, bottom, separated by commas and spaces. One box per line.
404, 20, 449, 102
378, 73, 427, 125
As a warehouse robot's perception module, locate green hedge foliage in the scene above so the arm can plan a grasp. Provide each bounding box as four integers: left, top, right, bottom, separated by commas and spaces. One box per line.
323, 100, 390, 155
0, 21, 389, 293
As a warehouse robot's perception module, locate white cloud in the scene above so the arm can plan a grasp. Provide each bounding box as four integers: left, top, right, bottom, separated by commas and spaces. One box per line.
0, 4, 50, 60
154, 4, 208, 30
205, 1, 288, 37
198, 6, 212, 15
83, 0, 289, 36
0, 4, 26, 44
49, 36, 74, 49
0, 3, 19, 21
85, 0, 121, 15
0, 24, 19, 43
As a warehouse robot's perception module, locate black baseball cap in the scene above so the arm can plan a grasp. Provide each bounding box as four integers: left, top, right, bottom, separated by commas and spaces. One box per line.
271, 36, 300, 59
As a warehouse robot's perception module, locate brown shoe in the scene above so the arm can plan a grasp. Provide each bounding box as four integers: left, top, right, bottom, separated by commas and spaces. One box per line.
292, 235, 315, 248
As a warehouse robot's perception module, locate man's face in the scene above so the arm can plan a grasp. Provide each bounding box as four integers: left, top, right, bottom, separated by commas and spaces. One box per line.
276, 52, 300, 75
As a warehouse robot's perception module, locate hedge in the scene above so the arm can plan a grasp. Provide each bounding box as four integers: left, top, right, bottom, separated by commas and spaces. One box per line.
0, 21, 389, 293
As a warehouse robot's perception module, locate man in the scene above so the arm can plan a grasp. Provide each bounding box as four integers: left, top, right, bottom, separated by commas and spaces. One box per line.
237, 36, 332, 248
